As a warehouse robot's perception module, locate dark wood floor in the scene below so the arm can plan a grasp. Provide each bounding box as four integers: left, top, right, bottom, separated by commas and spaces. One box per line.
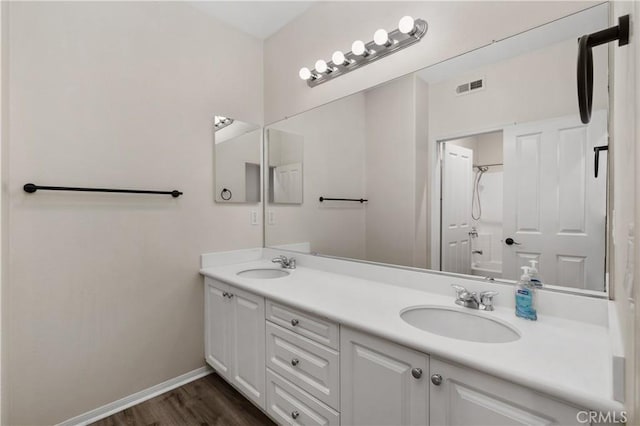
91, 373, 276, 426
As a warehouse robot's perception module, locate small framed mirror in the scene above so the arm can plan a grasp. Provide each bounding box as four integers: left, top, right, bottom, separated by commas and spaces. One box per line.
214, 116, 261, 203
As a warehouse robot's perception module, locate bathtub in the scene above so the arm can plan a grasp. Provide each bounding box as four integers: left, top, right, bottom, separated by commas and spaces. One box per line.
471, 260, 503, 279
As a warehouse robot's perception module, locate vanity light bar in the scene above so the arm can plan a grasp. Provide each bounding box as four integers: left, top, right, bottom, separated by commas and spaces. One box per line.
299, 16, 428, 88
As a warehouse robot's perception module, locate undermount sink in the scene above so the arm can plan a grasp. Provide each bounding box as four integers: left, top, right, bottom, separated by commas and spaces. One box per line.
236, 268, 290, 279
401, 306, 520, 343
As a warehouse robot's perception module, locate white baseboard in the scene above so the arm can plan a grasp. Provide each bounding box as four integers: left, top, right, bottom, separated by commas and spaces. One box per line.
57, 366, 213, 426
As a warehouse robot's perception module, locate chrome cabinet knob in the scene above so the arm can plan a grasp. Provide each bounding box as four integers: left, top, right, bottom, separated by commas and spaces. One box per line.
291, 358, 299, 366
411, 368, 423, 379
222, 292, 229, 298
227, 293, 234, 299
291, 319, 299, 326
431, 373, 443, 386
291, 411, 300, 419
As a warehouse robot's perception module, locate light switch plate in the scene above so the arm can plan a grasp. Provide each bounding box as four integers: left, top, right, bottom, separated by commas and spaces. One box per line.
250, 210, 259, 225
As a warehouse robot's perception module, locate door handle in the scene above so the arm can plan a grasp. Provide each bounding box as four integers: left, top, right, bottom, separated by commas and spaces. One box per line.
504, 238, 521, 246
594, 145, 608, 178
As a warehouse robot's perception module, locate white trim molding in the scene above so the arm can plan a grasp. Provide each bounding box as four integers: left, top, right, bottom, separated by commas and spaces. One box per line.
56, 366, 213, 426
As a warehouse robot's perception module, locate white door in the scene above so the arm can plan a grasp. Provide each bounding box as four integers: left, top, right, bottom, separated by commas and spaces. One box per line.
274, 162, 303, 204
502, 111, 607, 290
441, 144, 474, 274
229, 287, 266, 407
341, 327, 429, 426
430, 358, 585, 425
204, 278, 232, 380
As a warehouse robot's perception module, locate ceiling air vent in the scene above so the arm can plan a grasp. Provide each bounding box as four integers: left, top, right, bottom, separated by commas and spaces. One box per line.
456, 78, 485, 96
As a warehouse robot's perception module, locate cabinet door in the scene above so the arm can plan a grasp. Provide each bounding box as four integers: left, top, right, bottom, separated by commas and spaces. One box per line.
230, 286, 266, 408
341, 327, 429, 426
204, 278, 232, 380
430, 358, 586, 426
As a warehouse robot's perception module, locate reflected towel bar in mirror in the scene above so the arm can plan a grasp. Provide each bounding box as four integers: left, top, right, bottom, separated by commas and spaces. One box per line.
319, 196, 368, 203
23, 183, 183, 198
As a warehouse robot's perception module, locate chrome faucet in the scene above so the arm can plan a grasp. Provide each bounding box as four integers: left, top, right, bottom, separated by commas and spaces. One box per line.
272, 255, 296, 269
451, 285, 498, 311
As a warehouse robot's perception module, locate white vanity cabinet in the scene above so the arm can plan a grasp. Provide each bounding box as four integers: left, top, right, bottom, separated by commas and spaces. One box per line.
429, 358, 587, 426
202, 275, 603, 426
204, 277, 266, 408
340, 327, 429, 426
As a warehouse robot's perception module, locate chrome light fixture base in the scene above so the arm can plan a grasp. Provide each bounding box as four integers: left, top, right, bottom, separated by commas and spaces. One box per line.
306, 19, 427, 88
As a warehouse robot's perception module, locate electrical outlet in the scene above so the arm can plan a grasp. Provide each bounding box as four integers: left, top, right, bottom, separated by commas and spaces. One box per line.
268, 210, 276, 225
250, 210, 259, 225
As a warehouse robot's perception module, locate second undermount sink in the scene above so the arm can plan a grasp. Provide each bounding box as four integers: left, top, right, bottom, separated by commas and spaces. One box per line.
236, 268, 290, 279
401, 306, 520, 343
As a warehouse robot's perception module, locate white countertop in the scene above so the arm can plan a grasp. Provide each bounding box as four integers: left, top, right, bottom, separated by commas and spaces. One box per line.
200, 257, 624, 414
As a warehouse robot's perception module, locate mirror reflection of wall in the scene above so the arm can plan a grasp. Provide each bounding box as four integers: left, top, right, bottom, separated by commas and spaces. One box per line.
267, 129, 304, 204
214, 116, 261, 203
264, 4, 610, 293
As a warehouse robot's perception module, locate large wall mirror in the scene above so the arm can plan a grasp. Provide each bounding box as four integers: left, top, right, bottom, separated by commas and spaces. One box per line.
265, 4, 610, 294
214, 116, 261, 203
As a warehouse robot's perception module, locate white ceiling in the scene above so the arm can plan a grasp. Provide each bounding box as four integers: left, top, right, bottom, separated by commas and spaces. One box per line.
190, 1, 314, 40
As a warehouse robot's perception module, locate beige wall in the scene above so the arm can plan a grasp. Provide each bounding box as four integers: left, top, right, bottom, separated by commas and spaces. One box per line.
0, 1, 6, 423
414, 77, 430, 268
5, 2, 263, 425
264, 1, 600, 123
611, 1, 640, 421
364, 75, 417, 266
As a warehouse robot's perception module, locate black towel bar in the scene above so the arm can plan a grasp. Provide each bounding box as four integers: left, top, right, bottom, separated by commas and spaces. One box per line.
23, 183, 183, 198
319, 196, 368, 203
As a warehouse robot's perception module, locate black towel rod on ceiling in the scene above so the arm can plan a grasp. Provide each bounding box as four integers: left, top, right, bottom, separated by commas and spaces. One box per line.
23, 183, 183, 198
319, 196, 368, 203
577, 14, 630, 124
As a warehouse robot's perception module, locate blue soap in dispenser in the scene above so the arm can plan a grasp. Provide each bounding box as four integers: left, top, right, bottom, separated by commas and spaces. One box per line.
515, 266, 537, 320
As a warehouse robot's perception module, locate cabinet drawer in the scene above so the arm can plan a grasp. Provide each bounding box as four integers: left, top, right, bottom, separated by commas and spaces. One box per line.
266, 300, 339, 350
266, 369, 340, 426
266, 321, 340, 409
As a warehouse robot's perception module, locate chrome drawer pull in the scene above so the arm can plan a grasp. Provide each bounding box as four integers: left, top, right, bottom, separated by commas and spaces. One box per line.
291, 410, 300, 419
411, 368, 423, 379
291, 358, 299, 366
291, 319, 299, 326
431, 373, 443, 385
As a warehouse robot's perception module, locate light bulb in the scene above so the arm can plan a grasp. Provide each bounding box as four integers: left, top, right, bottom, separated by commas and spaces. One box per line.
352, 40, 367, 56
332, 50, 347, 66
315, 59, 328, 73
299, 67, 312, 80
374, 29, 390, 46
398, 16, 416, 34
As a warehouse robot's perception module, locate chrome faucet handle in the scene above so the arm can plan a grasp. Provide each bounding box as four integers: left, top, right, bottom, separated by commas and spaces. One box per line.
451, 284, 468, 300
288, 258, 296, 269
479, 291, 498, 311
272, 255, 286, 263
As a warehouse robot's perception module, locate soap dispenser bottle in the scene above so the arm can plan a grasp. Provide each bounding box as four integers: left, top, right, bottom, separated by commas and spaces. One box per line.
528, 260, 543, 288
515, 266, 537, 320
